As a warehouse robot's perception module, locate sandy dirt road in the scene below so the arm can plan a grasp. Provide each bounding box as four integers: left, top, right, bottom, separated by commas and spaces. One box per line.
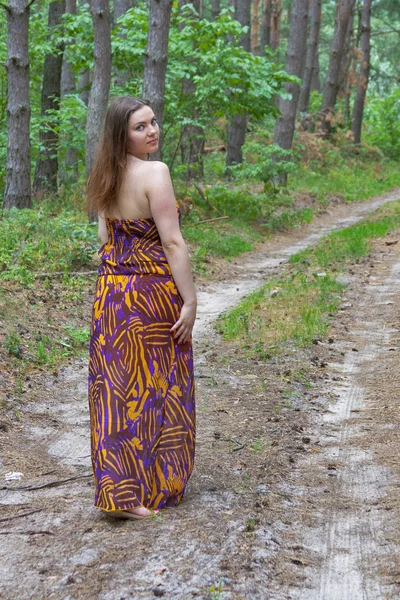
1, 189, 400, 600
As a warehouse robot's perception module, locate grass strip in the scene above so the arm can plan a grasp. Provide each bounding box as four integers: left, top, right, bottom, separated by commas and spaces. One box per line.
217, 200, 400, 358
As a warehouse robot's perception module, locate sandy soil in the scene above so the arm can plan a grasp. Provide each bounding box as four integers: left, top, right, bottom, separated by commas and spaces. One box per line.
1, 189, 400, 600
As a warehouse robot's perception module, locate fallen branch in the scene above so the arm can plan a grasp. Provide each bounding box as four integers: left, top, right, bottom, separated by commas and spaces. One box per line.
34, 270, 98, 279
190, 216, 229, 227
193, 183, 221, 214
0, 473, 92, 491
0, 508, 43, 523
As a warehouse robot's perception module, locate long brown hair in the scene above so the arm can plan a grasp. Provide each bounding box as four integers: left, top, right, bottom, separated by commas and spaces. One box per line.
86, 96, 151, 216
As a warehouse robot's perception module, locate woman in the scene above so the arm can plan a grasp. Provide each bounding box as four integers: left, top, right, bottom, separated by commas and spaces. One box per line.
87, 97, 197, 520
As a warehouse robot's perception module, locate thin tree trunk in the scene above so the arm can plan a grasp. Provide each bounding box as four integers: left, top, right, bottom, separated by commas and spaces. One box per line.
270, 0, 282, 51
226, 0, 251, 170
260, 0, 272, 54
142, 0, 173, 161
86, 0, 111, 187
273, 0, 309, 183
33, 0, 66, 195
251, 0, 260, 55
320, 0, 355, 133
114, 0, 133, 87
338, 5, 354, 124
211, 0, 220, 20
177, 0, 204, 179
352, 0, 372, 144
3, 0, 33, 209
60, 0, 79, 185
298, 0, 321, 113
78, 69, 91, 105
311, 50, 320, 91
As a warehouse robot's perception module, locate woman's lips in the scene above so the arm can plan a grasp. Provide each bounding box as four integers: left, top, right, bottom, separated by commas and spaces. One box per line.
148, 139, 158, 145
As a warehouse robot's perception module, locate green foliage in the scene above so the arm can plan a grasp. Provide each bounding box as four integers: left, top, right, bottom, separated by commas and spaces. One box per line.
228, 142, 297, 192
363, 90, 400, 160
0, 203, 98, 285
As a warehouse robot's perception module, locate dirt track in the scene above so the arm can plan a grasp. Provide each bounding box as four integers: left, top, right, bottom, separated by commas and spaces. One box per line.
1, 189, 400, 600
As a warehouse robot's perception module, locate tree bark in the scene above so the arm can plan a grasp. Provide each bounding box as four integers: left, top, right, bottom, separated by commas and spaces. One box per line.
85, 0, 111, 183
260, 0, 272, 54
142, 0, 173, 161
3, 0, 33, 209
251, 0, 260, 55
226, 0, 251, 170
273, 0, 309, 182
320, 0, 355, 133
298, 0, 321, 113
310, 50, 320, 91
211, 0, 220, 20
60, 0, 79, 185
352, 0, 373, 144
270, 0, 282, 51
33, 0, 66, 195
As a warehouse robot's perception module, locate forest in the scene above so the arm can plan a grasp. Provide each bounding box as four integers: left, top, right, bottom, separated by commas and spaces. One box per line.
1, 2, 400, 597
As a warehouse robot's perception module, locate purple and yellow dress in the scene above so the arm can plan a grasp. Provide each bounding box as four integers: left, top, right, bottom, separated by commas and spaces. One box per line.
88, 203, 195, 512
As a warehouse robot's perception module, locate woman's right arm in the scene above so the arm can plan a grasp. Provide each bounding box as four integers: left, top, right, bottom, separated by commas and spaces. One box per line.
145, 162, 197, 344
98, 212, 108, 245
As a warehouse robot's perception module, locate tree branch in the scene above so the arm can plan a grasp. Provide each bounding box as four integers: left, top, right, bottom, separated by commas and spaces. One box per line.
0, 2, 11, 13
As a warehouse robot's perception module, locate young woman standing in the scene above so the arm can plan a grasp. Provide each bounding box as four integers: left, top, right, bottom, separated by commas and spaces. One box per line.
87, 97, 197, 520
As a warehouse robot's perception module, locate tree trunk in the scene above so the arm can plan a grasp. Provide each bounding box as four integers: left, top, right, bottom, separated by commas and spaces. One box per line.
310, 50, 320, 91
142, 0, 173, 161
260, 0, 272, 54
60, 0, 79, 185
338, 5, 354, 124
320, 0, 355, 133
86, 0, 111, 186
270, 0, 282, 51
298, 0, 321, 113
251, 0, 260, 55
114, 0, 133, 87
226, 0, 251, 170
352, 0, 372, 144
211, 0, 220, 20
3, 0, 33, 209
273, 0, 309, 183
33, 0, 66, 196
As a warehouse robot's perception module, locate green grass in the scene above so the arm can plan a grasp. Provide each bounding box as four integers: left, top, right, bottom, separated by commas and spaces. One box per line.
290, 159, 400, 203
217, 200, 400, 358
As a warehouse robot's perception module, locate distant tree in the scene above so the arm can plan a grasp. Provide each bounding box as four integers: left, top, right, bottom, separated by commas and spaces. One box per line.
270, 0, 282, 51
142, 0, 173, 161
320, 0, 355, 133
2, 0, 34, 209
298, 0, 321, 113
251, 0, 260, 54
226, 0, 251, 169
352, 0, 373, 143
273, 0, 308, 183
260, 0, 272, 53
86, 0, 111, 188
114, 0, 133, 87
211, 0, 220, 20
60, 0, 79, 185
33, 0, 66, 196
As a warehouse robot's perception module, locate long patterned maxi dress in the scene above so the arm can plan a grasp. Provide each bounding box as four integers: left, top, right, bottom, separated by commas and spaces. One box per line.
88, 203, 195, 512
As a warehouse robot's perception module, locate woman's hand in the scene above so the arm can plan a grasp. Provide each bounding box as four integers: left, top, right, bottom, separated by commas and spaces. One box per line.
170, 302, 197, 345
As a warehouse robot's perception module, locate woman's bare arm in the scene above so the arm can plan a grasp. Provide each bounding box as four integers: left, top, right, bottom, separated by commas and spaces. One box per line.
145, 162, 197, 343
98, 212, 108, 245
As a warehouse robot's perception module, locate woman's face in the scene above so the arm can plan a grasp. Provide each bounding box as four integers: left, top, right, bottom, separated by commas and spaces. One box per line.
126, 105, 159, 159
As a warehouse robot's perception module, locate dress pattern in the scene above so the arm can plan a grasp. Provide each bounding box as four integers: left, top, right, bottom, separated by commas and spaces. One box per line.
88, 203, 195, 512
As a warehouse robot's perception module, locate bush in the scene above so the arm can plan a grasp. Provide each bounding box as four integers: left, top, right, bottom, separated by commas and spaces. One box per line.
364, 90, 400, 160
